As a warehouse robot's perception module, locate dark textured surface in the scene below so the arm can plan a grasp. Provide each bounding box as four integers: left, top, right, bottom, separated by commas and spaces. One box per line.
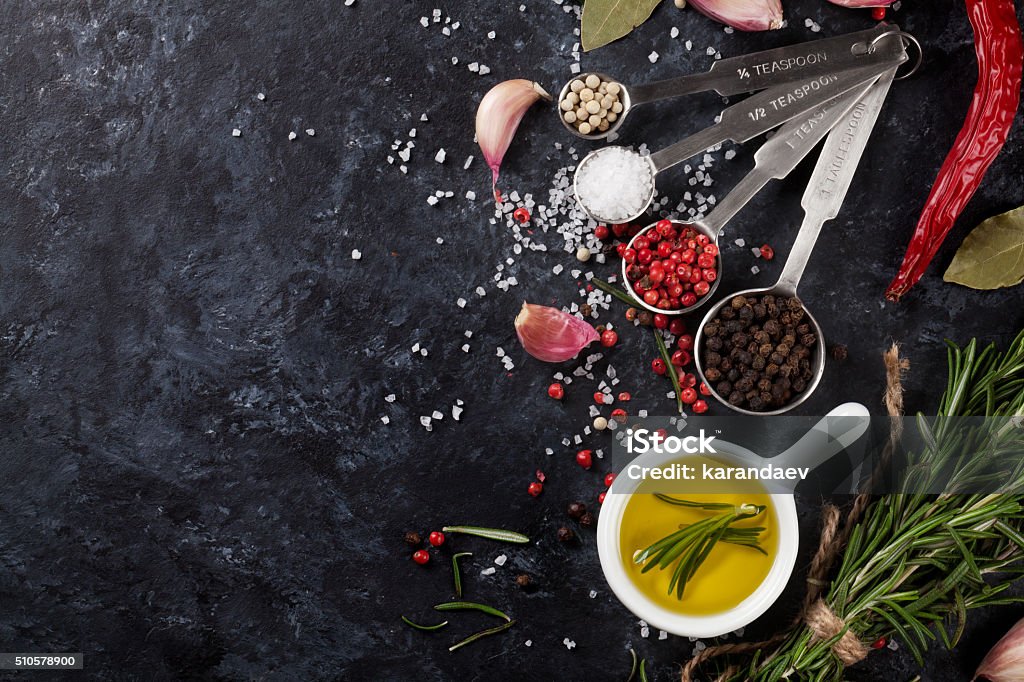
1, 1, 1023, 680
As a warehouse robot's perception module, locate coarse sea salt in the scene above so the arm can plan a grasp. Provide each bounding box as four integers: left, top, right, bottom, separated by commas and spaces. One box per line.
574, 146, 653, 222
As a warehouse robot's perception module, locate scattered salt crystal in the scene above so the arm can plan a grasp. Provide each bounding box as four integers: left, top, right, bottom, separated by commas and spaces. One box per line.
420, 16, 429, 27
426, 196, 439, 206
659, 630, 668, 640
751, 265, 760, 275
351, 249, 362, 260
481, 567, 496, 576
436, 237, 444, 244
420, 348, 428, 357
468, 62, 479, 72
305, 128, 315, 136
456, 298, 467, 308
570, 63, 581, 74
435, 148, 446, 163
288, 131, 297, 141
525, 640, 532, 647
475, 286, 486, 296
464, 330, 473, 338
685, 39, 692, 50
670, 26, 679, 38
231, 128, 241, 137
589, 590, 597, 598
494, 554, 507, 566
461, 344, 470, 353
724, 149, 736, 160
420, 416, 432, 428
694, 641, 707, 652
385, 393, 396, 402
487, 30, 496, 39
432, 410, 443, 420
706, 46, 716, 56
452, 405, 463, 420
563, 638, 576, 650
735, 238, 746, 247
466, 190, 476, 200
479, 65, 491, 76
380, 415, 389, 424
463, 155, 474, 169
256, 92, 265, 101
420, 113, 429, 121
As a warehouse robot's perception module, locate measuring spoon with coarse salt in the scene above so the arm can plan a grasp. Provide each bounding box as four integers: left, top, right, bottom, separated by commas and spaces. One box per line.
572, 51, 905, 225
620, 79, 876, 317
694, 67, 898, 416
558, 22, 909, 140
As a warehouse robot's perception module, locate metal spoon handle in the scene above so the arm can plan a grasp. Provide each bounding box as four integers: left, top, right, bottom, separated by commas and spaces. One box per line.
777, 67, 897, 293
700, 82, 873, 236
648, 60, 900, 173
629, 23, 902, 104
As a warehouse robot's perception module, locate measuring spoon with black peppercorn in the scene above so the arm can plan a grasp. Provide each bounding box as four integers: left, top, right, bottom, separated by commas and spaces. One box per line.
695, 68, 897, 415
620, 80, 875, 317
557, 23, 911, 140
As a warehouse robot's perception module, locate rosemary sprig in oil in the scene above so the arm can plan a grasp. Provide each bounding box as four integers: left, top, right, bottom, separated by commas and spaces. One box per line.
634, 501, 766, 600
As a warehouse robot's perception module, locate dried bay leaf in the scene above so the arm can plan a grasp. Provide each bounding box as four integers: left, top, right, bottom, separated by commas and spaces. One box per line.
944, 206, 1024, 290
581, 0, 663, 51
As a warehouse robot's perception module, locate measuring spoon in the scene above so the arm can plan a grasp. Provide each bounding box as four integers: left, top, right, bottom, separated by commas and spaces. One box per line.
573, 53, 905, 225
558, 23, 910, 140
619, 80, 874, 317
694, 67, 898, 416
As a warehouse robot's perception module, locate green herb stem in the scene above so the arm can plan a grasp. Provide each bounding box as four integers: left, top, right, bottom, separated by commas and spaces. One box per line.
592, 277, 637, 307
451, 552, 472, 598
654, 328, 684, 415
433, 601, 511, 622
448, 619, 516, 652
441, 526, 530, 544
401, 616, 449, 631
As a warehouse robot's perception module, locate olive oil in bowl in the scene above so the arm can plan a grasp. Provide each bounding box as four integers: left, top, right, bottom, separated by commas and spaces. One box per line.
618, 456, 779, 616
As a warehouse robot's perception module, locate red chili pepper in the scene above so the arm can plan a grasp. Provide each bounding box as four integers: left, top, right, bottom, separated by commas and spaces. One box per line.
886, 0, 1023, 301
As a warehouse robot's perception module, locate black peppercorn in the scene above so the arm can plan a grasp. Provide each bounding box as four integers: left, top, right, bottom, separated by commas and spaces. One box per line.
830, 344, 848, 361
404, 531, 422, 546
579, 512, 596, 528
717, 381, 733, 396
731, 295, 748, 309
567, 502, 587, 519
581, 303, 593, 317
705, 367, 722, 382
515, 573, 532, 588
638, 311, 654, 326
557, 526, 575, 542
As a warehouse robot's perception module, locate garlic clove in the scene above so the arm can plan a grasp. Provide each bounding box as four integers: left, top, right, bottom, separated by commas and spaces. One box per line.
475, 79, 551, 202
514, 302, 599, 363
975, 617, 1024, 682
687, 0, 783, 31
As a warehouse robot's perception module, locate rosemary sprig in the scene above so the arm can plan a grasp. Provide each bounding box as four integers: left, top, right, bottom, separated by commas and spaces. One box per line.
634, 503, 766, 600
592, 276, 637, 307
713, 329, 1024, 680
401, 616, 448, 631
441, 525, 529, 544
451, 552, 472, 598
654, 328, 684, 415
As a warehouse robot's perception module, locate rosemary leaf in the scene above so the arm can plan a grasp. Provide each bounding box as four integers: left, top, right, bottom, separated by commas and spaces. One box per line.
639, 658, 649, 682
441, 526, 529, 544
448, 620, 516, 652
653, 328, 684, 415
433, 601, 511, 622
451, 552, 472, 598
654, 493, 733, 510
401, 615, 449, 631
592, 277, 637, 307
626, 648, 638, 681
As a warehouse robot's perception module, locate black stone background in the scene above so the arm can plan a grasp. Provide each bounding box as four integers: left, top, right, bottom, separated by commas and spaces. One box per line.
1, 1, 1023, 680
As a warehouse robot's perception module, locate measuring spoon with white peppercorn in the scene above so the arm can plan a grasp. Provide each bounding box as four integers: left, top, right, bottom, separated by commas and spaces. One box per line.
694, 68, 897, 416
573, 54, 905, 225
557, 23, 914, 140
620, 79, 876, 318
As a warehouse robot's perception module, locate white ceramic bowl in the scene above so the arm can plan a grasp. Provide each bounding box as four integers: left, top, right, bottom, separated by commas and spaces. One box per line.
596, 402, 870, 638
596, 449, 798, 638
